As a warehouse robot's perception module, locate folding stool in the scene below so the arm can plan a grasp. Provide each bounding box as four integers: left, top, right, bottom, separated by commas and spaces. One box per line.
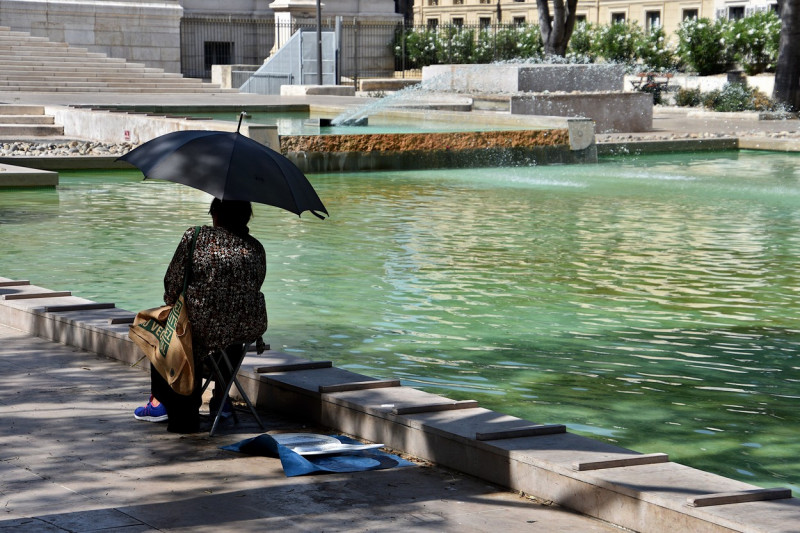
201, 342, 265, 436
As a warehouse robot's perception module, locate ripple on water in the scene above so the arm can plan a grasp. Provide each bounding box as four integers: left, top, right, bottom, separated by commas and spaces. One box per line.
2, 155, 800, 494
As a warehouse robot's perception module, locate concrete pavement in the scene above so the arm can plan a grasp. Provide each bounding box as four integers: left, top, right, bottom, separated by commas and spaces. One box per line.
0, 322, 621, 533
3, 90, 800, 533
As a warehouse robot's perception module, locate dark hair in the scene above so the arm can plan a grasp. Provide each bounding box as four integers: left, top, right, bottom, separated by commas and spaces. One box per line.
209, 198, 252, 234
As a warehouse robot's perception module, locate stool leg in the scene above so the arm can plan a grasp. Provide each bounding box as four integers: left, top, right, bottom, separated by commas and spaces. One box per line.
208, 345, 265, 436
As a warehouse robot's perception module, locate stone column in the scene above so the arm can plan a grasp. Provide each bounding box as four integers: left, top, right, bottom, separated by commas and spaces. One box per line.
268, 0, 319, 55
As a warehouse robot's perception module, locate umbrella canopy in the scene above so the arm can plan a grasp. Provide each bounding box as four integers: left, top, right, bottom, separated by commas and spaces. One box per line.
118, 129, 328, 219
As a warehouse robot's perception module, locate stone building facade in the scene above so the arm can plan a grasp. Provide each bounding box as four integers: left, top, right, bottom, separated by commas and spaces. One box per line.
0, 0, 400, 75
414, 0, 779, 38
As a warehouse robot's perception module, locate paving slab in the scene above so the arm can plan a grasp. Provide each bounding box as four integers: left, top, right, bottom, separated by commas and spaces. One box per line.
0, 323, 622, 533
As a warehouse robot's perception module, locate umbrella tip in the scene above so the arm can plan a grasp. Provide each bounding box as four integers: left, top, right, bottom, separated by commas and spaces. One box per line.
237, 111, 250, 133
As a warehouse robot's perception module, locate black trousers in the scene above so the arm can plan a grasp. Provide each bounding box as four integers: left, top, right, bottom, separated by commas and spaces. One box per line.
151, 343, 246, 433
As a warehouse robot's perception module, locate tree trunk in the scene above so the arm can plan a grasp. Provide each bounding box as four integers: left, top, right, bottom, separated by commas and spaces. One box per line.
538, 0, 578, 57
774, 0, 800, 110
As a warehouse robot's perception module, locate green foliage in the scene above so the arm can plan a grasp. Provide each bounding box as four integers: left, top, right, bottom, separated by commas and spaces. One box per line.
436, 26, 476, 64
594, 21, 642, 63
727, 10, 781, 75
674, 87, 703, 107
513, 25, 545, 60
676, 17, 735, 75
679, 83, 778, 111
394, 27, 439, 69
636, 26, 678, 71
393, 11, 781, 78
471, 29, 497, 63
567, 21, 598, 62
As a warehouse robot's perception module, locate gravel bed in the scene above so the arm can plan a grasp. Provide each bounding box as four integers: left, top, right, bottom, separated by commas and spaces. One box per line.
0, 140, 139, 157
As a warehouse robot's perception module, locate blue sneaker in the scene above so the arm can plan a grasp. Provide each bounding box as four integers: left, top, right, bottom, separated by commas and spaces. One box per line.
134, 396, 168, 422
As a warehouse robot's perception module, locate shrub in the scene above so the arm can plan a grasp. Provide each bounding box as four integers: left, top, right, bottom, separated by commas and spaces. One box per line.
636, 26, 678, 71
675, 87, 703, 107
472, 29, 496, 63
594, 21, 642, 63
436, 27, 476, 64
701, 83, 778, 112
728, 10, 781, 75
567, 21, 598, 62
513, 24, 545, 60
493, 26, 526, 61
677, 17, 734, 75
396, 27, 440, 69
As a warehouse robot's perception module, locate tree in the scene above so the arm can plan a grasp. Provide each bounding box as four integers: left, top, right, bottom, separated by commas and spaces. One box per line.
773, 0, 800, 110
537, 0, 579, 56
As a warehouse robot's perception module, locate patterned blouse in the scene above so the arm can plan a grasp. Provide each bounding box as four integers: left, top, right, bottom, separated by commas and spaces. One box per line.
164, 226, 268, 358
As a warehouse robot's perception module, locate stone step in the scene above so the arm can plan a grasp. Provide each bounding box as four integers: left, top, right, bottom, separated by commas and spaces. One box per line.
0, 105, 45, 115
0, 115, 55, 124
0, 73, 202, 82
0, 25, 223, 94
0, 49, 116, 61
0, 86, 227, 93
0, 80, 214, 89
0, 45, 96, 55
0, 64, 177, 75
0, 55, 128, 65
0, 37, 69, 46
0, 124, 64, 136
0, 30, 49, 40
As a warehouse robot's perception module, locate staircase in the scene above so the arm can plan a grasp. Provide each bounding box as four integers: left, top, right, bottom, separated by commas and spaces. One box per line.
0, 26, 230, 93
0, 105, 63, 136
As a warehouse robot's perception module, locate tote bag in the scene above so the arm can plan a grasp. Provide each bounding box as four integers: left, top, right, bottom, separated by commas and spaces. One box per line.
128, 227, 199, 396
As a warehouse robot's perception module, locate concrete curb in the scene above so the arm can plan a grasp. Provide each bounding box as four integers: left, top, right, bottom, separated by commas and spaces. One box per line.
597, 138, 739, 156
0, 161, 57, 185
2, 276, 799, 533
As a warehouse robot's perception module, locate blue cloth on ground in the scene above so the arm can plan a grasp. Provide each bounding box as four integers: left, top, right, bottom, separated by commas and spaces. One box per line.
222, 434, 415, 477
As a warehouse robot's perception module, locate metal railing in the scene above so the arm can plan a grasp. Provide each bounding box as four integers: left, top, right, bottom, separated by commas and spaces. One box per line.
181, 17, 401, 83
180, 18, 534, 84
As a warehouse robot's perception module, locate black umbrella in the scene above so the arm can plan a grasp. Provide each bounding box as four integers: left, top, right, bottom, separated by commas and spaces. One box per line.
118, 119, 328, 219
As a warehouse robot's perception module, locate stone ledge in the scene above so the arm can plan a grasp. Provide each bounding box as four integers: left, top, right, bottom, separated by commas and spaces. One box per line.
597, 138, 739, 156
0, 162, 57, 186
281, 85, 356, 97
2, 275, 799, 533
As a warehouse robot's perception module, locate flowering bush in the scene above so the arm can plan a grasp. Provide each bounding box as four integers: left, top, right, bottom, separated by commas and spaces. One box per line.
567, 21, 598, 62
676, 83, 777, 111
594, 21, 642, 63
436, 27, 476, 64
394, 12, 780, 79
636, 26, 679, 71
676, 17, 735, 75
513, 25, 545, 60
728, 10, 781, 75
395, 27, 440, 69
674, 87, 703, 107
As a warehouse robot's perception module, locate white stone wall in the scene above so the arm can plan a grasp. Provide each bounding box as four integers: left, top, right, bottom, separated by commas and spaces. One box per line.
0, 0, 184, 73
0, 0, 401, 77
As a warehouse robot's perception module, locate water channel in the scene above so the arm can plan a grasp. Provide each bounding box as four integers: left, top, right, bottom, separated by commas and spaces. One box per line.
2, 149, 799, 494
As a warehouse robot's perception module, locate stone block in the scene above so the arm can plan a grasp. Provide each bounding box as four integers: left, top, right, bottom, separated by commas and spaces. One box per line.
511, 92, 653, 133
281, 85, 356, 96
423, 64, 626, 94
567, 118, 595, 150
0, 163, 58, 187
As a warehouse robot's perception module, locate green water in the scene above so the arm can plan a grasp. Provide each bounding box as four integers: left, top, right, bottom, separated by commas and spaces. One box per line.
2, 150, 800, 494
